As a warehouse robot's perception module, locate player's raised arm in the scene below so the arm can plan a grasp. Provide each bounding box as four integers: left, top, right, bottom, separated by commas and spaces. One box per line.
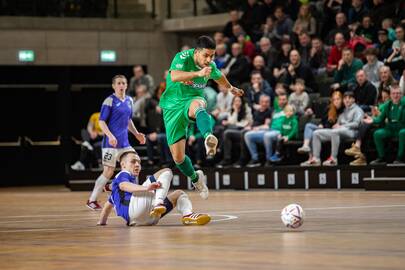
97, 201, 113, 225
215, 74, 244, 97
119, 181, 161, 193
171, 68, 211, 82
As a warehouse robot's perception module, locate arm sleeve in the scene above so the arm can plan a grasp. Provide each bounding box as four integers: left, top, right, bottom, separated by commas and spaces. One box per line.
99, 97, 112, 122
209, 61, 222, 80
169, 52, 187, 72
373, 102, 388, 124
286, 118, 299, 140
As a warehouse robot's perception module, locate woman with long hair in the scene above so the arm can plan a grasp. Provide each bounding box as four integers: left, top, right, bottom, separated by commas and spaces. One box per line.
217, 96, 253, 167
293, 4, 317, 36
298, 91, 343, 156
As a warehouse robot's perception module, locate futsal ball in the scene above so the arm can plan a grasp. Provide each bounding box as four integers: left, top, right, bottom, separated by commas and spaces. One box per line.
281, 204, 304, 229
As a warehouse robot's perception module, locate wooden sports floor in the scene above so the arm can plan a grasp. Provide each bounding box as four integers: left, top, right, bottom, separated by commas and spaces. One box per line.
0, 187, 404, 270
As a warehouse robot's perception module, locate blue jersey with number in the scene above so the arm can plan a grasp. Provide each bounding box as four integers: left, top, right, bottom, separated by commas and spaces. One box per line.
108, 170, 138, 224
99, 94, 133, 148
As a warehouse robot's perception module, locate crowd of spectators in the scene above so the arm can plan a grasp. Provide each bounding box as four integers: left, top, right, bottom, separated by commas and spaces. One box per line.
68, 0, 405, 169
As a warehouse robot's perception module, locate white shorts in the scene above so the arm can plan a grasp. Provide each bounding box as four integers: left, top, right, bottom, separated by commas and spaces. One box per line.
127, 177, 159, 226
102, 146, 135, 167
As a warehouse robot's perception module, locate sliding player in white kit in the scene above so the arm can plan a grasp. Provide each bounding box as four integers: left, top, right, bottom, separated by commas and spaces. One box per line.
97, 150, 211, 226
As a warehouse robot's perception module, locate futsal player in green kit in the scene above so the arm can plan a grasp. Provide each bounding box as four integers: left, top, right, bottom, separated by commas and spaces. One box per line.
364, 83, 405, 165
160, 36, 244, 199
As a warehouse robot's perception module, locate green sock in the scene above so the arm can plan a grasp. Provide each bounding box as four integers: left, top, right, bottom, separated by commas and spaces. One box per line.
176, 155, 198, 183
195, 107, 212, 139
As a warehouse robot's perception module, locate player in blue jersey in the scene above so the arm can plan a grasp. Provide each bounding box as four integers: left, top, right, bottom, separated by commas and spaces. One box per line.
86, 75, 146, 210
97, 150, 211, 226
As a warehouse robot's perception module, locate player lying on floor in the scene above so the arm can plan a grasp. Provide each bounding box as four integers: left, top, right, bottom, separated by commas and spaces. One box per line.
97, 150, 211, 226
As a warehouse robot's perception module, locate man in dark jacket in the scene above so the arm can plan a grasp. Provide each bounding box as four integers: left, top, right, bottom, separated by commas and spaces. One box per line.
352, 69, 377, 113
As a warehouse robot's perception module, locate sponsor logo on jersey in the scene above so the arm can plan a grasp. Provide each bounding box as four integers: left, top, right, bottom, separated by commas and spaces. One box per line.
181, 80, 206, 89
176, 63, 184, 69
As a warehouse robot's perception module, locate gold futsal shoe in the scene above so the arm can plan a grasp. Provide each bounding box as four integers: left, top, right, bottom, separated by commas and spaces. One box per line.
150, 205, 167, 218
182, 213, 211, 225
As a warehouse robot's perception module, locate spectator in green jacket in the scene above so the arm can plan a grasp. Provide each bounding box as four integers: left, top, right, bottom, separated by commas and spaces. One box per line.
331, 47, 363, 93
270, 105, 299, 163
364, 84, 405, 165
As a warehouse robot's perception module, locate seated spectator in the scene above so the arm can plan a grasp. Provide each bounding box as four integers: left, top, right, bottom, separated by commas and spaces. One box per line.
129, 65, 155, 96
376, 29, 393, 61
309, 37, 328, 76
400, 70, 405, 95
229, 23, 247, 45
301, 91, 364, 166
261, 16, 278, 46
352, 69, 377, 112
223, 9, 244, 42
218, 94, 272, 168
244, 93, 288, 167
246, 71, 274, 109
145, 116, 171, 168
288, 79, 310, 116
297, 91, 344, 155
222, 42, 250, 86
251, 55, 273, 86
331, 47, 363, 92
392, 25, 405, 50
213, 31, 226, 46
240, 0, 265, 42
344, 86, 391, 166
273, 83, 288, 110
71, 112, 103, 171
327, 32, 348, 74
273, 38, 292, 83
378, 65, 396, 96
293, 3, 317, 36
269, 105, 299, 163
347, 0, 368, 26
132, 84, 151, 132
257, 37, 277, 69
274, 6, 293, 40
355, 14, 378, 44
211, 85, 234, 121
237, 33, 256, 61
363, 47, 384, 88
381, 18, 396, 42
364, 84, 405, 165
326, 12, 350, 46
214, 43, 231, 69
285, 50, 318, 93
386, 43, 405, 80
296, 31, 312, 66
217, 96, 253, 166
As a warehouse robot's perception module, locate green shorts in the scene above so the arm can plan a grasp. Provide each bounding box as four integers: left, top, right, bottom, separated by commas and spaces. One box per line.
163, 98, 205, 145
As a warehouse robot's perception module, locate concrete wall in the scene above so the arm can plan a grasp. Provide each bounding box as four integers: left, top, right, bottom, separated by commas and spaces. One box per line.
0, 17, 179, 81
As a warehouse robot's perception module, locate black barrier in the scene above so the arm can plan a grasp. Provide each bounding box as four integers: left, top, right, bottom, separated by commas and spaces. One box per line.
248, 167, 274, 189
68, 165, 405, 191
275, 166, 306, 189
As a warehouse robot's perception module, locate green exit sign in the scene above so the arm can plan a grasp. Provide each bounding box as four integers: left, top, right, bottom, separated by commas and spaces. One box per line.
18, 50, 35, 62
100, 50, 117, 62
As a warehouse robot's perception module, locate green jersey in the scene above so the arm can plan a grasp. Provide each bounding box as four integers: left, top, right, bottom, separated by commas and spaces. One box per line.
160, 48, 222, 110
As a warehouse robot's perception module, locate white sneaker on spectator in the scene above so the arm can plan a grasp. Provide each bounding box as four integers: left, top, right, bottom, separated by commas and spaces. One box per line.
82, 141, 93, 151
71, 161, 85, 171
322, 157, 338, 166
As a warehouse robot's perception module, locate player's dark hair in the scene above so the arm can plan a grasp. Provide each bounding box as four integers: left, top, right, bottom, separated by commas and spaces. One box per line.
112, 74, 127, 84
196, 35, 216, 50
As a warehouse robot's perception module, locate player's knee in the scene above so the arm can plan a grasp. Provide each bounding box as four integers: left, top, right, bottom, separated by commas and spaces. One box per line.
172, 153, 185, 164
173, 190, 185, 198
103, 166, 114, 178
